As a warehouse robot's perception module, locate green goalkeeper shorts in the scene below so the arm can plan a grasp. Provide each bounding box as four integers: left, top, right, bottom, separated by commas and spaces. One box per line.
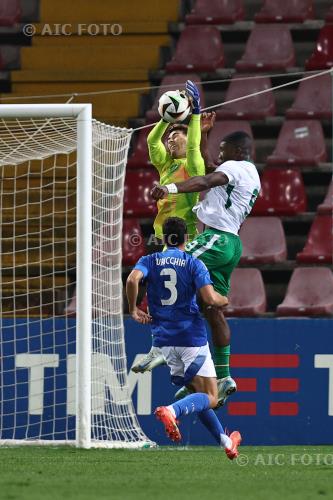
185, 227, 242, 296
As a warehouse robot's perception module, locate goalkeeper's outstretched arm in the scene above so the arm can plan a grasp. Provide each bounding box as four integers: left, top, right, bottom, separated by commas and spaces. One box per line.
147, 120, 169, 170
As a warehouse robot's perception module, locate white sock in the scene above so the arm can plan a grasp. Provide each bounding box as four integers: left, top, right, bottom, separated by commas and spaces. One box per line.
167, 405, 176, 417
220, 433, 232, 449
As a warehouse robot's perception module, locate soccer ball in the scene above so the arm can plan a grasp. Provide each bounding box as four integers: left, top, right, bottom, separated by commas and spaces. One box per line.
158, 90, 191, 123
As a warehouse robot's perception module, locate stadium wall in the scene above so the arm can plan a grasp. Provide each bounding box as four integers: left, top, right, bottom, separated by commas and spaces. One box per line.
1, 318, 332, 445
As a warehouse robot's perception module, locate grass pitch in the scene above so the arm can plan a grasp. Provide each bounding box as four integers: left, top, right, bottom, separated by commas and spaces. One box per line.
0, 446, 331, 500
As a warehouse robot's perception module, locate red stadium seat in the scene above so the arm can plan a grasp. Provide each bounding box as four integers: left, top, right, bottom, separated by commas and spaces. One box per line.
276, 267, 333, 316
286, 73, 332, 120
146, 74, 205, 122
122, 219, 146, 265
240, 217, 287, 263
166, 26, 225, 73
207, 120, 255, 164
224, 268, 267, 317
216, 75, 275, 120
326, 6, 333, 22
0, 0, 21, 26
296, 215, 333, 264
266, 120, 327, 167
186, 0, 245, 25
255, 0, 314, 23
124, 170, 158, 217
235, 24, 295, 72
252, 168, 307, 216
318, 182, 333, 215
127, 128, 153, 169
305, 25, 333, 70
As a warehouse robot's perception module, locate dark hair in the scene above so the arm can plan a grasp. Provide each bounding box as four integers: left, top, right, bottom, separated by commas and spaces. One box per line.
162, 217, 187, 247
223, 130, 252, 146
222, 131, 252, 158
167, 124, 188, 137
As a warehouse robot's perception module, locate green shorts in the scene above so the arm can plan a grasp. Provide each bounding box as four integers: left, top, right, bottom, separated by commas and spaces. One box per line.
185, 227, 242, 296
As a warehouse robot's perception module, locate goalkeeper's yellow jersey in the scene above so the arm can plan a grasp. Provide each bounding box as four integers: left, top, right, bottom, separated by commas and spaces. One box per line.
147, 114, 205, 241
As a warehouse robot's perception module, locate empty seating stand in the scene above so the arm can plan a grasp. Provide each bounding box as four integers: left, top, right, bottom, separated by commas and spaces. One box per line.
306, 25, 333, 70
318, 182, 333, 214
240, 217, 287, 263
267, 120, 327, 166
146, 73, 204, 122
166, 26, 225, 73
252, 168, 307, 216
296, 215, 333, 264
123, 170, 158, 217
326, 6, 333, 22
235, 24, 295, 72
255, 0, 314, 23
277, 267, 333, 316
207, 120, 254, 164
122, 219, 146, 265
217, 75, 275, 120
224, 268, 267, 317
286, 73, 332, 120
127, 128, 153, 169
186, 0, 245, 24
0, 0, 21, 26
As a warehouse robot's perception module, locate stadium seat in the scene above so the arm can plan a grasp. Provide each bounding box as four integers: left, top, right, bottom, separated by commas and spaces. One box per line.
166, 26, 225, 73
276, 267, 333, 316
305, 25, 333, 70
235, 24, 295, 72
254, 0, 314, 23
286, 73, 332, 120
326, 6, 333, 22
0, 0, 21, 26
146, 74, 204, 122
296, 215, 333, 264
240, 217, 287, 263
224, 268, 267, 317
124, 170, 158, 217
207, 121, 255, 164
186, 0, 245, 24
127, 128, 152, 169
122, 219, 146, 265
252, 168, 307, 216
318, 182, 333, 215
216, 75, 275, 120
266, 120, 327, 167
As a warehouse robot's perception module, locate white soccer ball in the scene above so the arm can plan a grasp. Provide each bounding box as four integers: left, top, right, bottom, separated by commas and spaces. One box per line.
158, 90, 191, 123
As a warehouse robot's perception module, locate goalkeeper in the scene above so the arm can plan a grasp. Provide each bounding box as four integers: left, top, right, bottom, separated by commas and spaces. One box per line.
147, 80, 205, 242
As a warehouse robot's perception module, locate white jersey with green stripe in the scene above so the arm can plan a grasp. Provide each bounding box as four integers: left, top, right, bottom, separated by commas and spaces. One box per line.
193, 160, 261, 235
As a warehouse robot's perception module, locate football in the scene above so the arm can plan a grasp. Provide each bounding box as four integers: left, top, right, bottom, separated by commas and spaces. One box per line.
158, 89, 192, 123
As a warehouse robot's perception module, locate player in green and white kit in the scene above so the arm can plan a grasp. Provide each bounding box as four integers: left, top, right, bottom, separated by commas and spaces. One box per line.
151, 130, 261, 405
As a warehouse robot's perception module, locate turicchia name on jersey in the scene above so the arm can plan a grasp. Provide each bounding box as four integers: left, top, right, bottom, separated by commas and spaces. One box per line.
155, 257, 186, 267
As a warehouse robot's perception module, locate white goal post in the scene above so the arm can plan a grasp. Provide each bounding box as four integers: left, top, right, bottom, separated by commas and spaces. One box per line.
0, 104, 153, 448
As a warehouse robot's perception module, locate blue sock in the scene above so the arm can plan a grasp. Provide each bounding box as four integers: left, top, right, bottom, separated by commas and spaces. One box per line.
172, 393, 210, 418
198, 409, 225, 444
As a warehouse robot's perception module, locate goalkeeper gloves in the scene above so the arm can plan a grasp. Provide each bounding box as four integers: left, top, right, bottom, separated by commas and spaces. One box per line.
186, 80, 201, 115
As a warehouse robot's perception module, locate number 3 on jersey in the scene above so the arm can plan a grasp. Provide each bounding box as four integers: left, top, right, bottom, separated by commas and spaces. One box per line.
160, 268, 177, 305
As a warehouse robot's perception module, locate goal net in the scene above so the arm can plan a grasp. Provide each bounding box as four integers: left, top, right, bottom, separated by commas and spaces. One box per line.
0, 104, 153, 448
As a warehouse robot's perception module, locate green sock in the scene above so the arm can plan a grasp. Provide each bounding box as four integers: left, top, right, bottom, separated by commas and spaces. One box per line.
214, 345, 230, 379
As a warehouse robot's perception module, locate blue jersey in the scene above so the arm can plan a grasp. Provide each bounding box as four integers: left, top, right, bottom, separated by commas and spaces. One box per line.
134, 247, 212, 347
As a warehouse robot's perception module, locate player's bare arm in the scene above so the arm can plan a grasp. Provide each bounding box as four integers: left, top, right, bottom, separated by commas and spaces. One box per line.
151, 171, 229, 200
199, 284, 228, 308
126, 270, 152, 324
200, 112, 217, 173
